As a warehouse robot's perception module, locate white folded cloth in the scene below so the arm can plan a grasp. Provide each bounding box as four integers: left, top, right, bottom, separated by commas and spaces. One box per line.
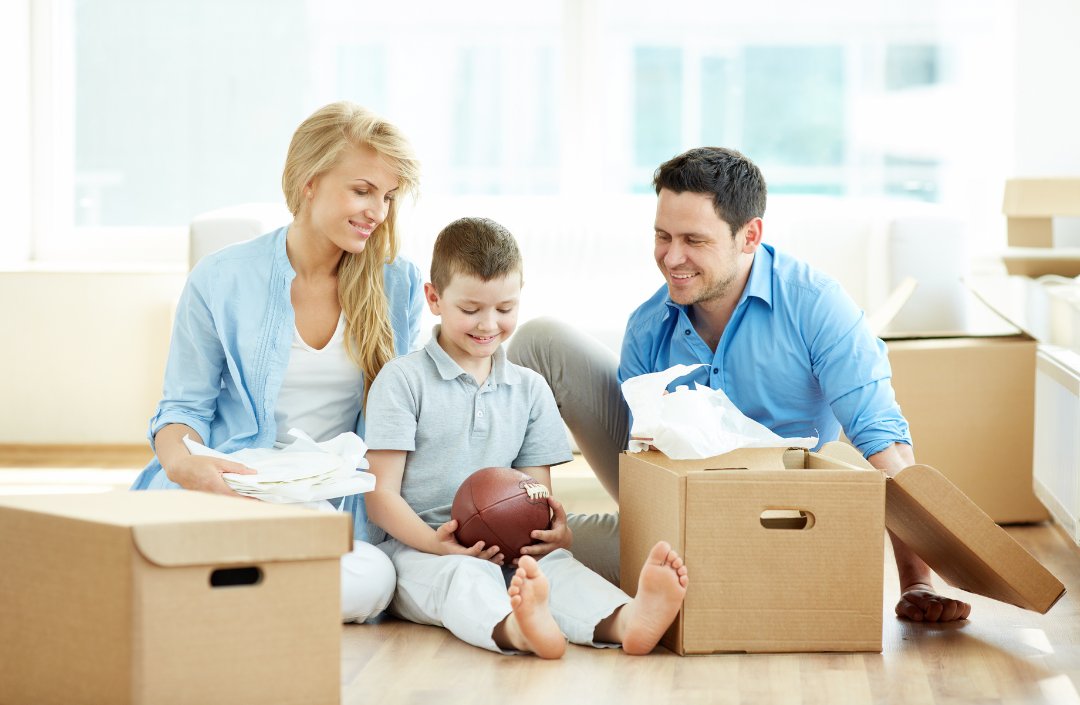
622, 364, 818, 460
182, 429, 376, 507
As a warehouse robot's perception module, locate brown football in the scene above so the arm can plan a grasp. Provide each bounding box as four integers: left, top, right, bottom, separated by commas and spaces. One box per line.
451, 467, 552, 559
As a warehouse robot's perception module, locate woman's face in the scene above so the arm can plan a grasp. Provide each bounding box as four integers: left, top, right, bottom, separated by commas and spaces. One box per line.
303, 144, 400, 254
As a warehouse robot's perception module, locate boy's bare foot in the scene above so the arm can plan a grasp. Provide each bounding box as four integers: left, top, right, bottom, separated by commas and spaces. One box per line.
621, 541, 689, 655
500, 556, 566, 659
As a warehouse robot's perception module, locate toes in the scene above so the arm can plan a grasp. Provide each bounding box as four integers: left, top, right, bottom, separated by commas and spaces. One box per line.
647, 541, 672, 565
519, 555, 540, 577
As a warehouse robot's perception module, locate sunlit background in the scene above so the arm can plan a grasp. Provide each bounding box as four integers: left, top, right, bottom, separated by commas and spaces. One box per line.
5, 0, 1079, 445
65, 0, 1010, 232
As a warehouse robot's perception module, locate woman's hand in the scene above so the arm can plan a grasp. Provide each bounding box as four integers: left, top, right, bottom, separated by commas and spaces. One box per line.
163, 454, 257, 498
154, 423, 256, 498
433, 519, 505, 566
514, 497, 573, 564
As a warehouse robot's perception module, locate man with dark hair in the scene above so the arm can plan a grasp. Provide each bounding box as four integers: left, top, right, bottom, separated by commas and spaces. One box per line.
509, 146, 971, 623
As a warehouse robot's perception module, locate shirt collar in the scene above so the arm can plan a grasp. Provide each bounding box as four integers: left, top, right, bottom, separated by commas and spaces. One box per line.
663, 243, 775, 313
423, 325, 522, 385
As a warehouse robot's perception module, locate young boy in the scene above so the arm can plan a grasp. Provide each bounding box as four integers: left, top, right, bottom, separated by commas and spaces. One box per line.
363, 217, 688, 658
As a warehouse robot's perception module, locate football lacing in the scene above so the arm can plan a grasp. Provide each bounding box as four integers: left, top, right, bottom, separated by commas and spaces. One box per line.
522, 482, 550, 500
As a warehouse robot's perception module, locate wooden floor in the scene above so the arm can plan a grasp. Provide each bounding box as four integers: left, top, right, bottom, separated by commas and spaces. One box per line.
3, 446, 1079, 705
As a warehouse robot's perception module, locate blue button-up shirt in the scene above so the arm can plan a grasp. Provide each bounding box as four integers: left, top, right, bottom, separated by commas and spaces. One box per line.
130, 224, 425, 540
618, 244, 910, 458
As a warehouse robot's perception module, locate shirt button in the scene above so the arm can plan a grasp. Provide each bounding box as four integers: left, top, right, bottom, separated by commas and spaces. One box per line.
477, 411, 484, 417
684, 329, 691, 335
713, 367, 719, 374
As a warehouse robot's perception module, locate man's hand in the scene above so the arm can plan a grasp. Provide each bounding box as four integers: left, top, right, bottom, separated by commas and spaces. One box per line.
895, 583, 971, 622
515, 498, 573, 564
433, 519, 505, 566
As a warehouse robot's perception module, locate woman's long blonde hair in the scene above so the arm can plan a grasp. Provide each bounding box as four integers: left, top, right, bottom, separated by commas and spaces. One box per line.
282, 102, 420, 406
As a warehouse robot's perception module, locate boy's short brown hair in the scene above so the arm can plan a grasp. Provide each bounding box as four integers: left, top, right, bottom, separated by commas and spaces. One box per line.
429, 217, 523, 293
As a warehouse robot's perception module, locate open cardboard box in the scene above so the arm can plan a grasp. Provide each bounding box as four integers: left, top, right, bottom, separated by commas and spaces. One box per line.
874, 278, 1047, 524
620, 441, 1065, 655
0, 490, 352, 705
620, 444, 885, 655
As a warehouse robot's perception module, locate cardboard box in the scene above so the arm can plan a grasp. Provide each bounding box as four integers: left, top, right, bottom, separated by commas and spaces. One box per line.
0, 490, 352, 705
884, 334, 1047, 524
619, 445, 886, 654
1002, 178, 1080, 248
620, 441, 1066, 655
872, 278, 1048, 524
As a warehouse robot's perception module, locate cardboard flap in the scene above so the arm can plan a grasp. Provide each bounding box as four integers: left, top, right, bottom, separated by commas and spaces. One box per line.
885, 465, 1065, 614
705, 446, 793, 471
132, 513, 352, 567
866, 277, 918, 337
815, 442, 877, 470
963, 278, 1040, 342
627, 446, 802, 474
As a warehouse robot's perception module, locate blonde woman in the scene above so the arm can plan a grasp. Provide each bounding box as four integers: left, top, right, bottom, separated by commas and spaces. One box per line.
131, 102, 423, 623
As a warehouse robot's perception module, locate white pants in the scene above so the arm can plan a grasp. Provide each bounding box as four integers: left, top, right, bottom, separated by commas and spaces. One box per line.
341, 540, 397, 623
378, 539, 631, 654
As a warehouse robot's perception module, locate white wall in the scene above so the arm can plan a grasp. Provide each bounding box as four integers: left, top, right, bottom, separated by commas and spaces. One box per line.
1015, 0, 1080, 176
0, 0, 32, 266
0, 269, 186, 444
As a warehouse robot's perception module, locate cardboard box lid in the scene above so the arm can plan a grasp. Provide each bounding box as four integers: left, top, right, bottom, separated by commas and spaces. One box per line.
1003, 178, 1080, 217
0, 490, 352, 567
815, 443, 1065, 614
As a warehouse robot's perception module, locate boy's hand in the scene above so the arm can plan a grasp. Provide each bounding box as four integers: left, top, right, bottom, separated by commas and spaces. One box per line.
515, 498, 573, 564
433, 519, 505, 566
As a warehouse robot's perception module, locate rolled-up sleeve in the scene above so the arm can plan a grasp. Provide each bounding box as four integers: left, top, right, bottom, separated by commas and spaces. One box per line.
807, 282, 911, 458
146, 264, 225, 451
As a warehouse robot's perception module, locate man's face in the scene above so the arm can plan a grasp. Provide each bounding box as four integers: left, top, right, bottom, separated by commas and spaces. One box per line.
653, 189, 743, 307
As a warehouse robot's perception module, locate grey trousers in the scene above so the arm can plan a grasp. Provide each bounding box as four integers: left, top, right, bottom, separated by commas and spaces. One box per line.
508, 317, 628, 586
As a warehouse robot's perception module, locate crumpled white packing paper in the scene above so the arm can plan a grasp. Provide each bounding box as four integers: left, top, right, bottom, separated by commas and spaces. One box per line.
182, 429, 376, 510
622, 364, 818, 460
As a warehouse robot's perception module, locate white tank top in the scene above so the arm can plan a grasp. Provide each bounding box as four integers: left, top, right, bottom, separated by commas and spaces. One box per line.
274, 312, 364, 446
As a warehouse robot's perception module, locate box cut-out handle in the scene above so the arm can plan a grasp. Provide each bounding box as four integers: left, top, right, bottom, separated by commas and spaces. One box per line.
210, 566, 263, 588
760, 510, 815, 530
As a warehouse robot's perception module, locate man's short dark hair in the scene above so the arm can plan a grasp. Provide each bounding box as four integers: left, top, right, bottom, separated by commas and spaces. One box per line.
653, 147, 767, 237
430, 217, 523, 293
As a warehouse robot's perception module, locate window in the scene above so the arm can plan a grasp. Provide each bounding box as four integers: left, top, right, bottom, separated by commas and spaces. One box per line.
27, 0, 1015, 262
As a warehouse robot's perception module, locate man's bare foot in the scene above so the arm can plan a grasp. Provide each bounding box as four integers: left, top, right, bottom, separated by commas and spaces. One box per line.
895, 583, 971, 622
621, 541, 688, 655
500, 556, 565, 659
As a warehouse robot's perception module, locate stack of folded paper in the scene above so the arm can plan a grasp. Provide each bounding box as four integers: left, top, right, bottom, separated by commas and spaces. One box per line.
182, 429, 376, 505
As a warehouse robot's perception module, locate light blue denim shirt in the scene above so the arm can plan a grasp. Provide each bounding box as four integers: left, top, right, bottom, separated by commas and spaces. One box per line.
618, 243, 911, 458
130, 225, 424, 540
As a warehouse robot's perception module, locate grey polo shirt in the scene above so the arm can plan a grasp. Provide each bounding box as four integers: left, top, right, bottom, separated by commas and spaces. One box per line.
364, 325, 573, 544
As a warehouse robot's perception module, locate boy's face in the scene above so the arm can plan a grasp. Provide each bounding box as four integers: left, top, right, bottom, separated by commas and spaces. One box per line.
425, 272, 522, 363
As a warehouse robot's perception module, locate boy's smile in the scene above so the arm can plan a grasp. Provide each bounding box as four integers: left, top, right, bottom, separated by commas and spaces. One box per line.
424, 272, 522, 378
